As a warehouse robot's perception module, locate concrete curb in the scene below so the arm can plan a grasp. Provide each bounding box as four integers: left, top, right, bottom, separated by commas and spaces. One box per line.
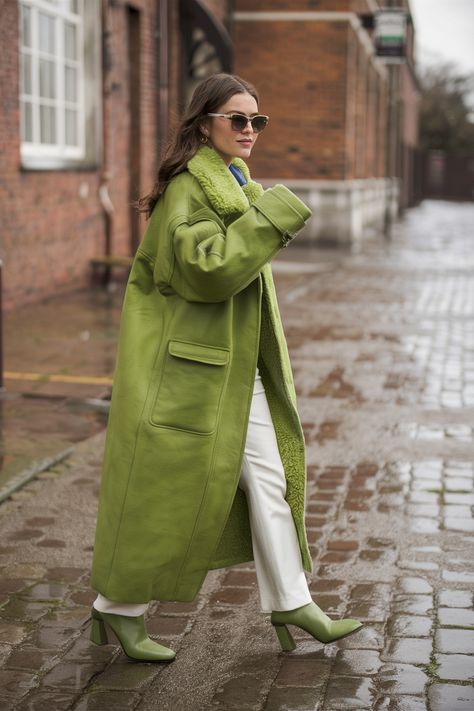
0, 446, 74, 504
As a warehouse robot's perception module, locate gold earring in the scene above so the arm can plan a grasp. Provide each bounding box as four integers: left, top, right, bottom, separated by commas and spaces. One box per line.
201, 134, 208, 144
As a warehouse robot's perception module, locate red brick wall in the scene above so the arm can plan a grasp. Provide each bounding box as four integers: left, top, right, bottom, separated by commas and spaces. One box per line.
233, 4, 389, 182
0, 0, 105, 310
234, 18, 348, 180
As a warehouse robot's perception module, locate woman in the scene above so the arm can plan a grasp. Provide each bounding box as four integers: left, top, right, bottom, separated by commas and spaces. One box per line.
90, 73, 362, 662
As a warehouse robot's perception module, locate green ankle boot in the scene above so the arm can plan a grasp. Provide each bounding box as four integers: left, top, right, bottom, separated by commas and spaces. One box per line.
271, 601, 363, 651
90, 606, 176, 662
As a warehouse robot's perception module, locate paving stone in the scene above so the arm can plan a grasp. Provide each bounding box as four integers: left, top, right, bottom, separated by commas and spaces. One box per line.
441, 570, 474, 584
273, 658, 330, 686
89, 662, 163, 690
378, 663, 427, 695
0, 622, 28, 645
20, 582, 70, 602
71, 690, 141, 711
0, 579, 31, 595
63, 635, 115, 663
27, 628, 80, 657
4, 646, 56, 671
221, 570, 258, 587
382, 638, 432, 665
439, 590, 473, 608
0, 644, 11, 666
0, 668, 38, 700
211, 673, 266, 709
157, 600, 201, 615
323, 675, 374, 709
346, 602, 386, 622
398, 560, 439, 572
428, 683, 474, 711
387, 615, 432, 637
444, 518, 474, 532
409, 518, 440, 533
436, 629, 474, 654
41, 662, 105, 690
327, 540, 359, 551
146, 615, 189, 637
4, 563, 47, 580
350, 583, 391, 602
0, 599, 52, 622
435, 654, 474, 681
209, 587, 254, 605
396, 577, 433, 595
392, 595, 433, 616
309, 579, 346, 594
438, 607, 474, 628
373, 695, 427, 710
264, 685, 322, 711
46, 567, 89, 583
337, 625, 384, 651
311, 594, 345, 614
333, 649, 381, 675
69, 589, 96, 607
12, 688, 79, 711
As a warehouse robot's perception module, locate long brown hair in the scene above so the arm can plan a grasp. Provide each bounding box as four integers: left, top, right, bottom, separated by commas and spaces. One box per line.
136, 73, 259, 219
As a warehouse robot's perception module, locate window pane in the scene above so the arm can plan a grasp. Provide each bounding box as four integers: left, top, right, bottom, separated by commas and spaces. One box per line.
40, 104, 56, 143
65, 65, 77, 102
39, 59, 56, 98
65, 108, 78, 145
39, 12, 55, 54
21, 53, 32, 95
21, 101, 33, 142
64, 22, 77, 59
21, 4, 32, 48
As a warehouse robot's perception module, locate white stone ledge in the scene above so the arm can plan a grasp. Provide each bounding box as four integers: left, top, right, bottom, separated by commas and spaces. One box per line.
257, 177, 399, 245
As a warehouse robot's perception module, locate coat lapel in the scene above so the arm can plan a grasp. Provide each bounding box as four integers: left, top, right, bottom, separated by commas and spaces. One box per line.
187, 146, 264, 221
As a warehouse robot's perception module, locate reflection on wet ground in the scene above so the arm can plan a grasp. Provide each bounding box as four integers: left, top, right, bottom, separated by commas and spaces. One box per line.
1, 286, 123, 495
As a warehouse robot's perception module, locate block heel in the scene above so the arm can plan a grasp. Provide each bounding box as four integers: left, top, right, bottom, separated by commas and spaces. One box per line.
270, 601, 363, 649
272, 623, 296, 651
90, 615, 109, 646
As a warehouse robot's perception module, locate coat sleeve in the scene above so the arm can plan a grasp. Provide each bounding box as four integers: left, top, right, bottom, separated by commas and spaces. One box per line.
168, 184, 312, 303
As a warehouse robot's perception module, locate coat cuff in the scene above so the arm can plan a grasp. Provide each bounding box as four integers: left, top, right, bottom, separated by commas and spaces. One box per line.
253, 184, 312, 247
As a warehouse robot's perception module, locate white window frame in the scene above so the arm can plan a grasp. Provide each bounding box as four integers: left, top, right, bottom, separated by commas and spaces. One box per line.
19, 0, 90, 167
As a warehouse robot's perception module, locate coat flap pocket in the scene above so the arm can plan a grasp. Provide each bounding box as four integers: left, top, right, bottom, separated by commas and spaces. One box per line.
168, 339, 229, 366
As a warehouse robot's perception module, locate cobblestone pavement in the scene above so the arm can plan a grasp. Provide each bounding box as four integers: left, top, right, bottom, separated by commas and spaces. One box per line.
1, 200, 473, 711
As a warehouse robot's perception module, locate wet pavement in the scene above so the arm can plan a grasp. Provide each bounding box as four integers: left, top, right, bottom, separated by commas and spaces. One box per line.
0, 288, 121, 497
0, 199, 473, 710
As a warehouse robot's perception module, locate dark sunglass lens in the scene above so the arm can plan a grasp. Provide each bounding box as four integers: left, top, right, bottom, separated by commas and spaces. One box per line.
231, 115, 248, 131
251, 116, 268, 133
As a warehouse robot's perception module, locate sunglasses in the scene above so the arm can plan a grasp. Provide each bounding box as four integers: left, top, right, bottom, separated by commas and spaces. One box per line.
206, 113, 269, 133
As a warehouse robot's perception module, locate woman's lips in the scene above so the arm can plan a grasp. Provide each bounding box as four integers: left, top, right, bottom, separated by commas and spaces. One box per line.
237, 140, 252, 145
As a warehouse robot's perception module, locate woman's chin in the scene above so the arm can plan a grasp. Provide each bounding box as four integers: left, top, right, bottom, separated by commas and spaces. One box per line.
235, 145, 253, 159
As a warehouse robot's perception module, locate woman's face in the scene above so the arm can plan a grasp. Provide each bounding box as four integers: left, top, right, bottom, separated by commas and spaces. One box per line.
203, 92, 260, 165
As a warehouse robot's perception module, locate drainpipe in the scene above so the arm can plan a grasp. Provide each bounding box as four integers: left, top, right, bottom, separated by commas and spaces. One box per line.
157, 0, 169, 159
0, 260, 3, 390
99, 0, 115, 286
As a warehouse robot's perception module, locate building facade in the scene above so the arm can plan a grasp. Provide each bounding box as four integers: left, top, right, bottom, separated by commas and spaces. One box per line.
0, 0, 418, 310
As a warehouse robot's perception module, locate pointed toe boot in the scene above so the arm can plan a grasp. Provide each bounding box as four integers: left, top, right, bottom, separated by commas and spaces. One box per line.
271, 601, 363, 651
90, 606, 176, 662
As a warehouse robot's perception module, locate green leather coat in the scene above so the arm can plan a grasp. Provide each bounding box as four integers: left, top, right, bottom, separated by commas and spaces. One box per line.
91, 146, 313, 603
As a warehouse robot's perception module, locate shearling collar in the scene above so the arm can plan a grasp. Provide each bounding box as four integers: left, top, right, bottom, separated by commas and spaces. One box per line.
187, 146, 264, 219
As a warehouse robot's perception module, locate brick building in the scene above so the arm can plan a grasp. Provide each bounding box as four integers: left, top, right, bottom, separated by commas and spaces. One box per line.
0, 0, 418, 310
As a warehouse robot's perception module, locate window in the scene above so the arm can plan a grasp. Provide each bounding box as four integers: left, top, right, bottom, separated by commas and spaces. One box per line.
19, 0, 101, 169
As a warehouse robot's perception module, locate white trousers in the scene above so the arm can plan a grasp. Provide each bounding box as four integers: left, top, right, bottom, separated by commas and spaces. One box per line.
94, 367, 312, 616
